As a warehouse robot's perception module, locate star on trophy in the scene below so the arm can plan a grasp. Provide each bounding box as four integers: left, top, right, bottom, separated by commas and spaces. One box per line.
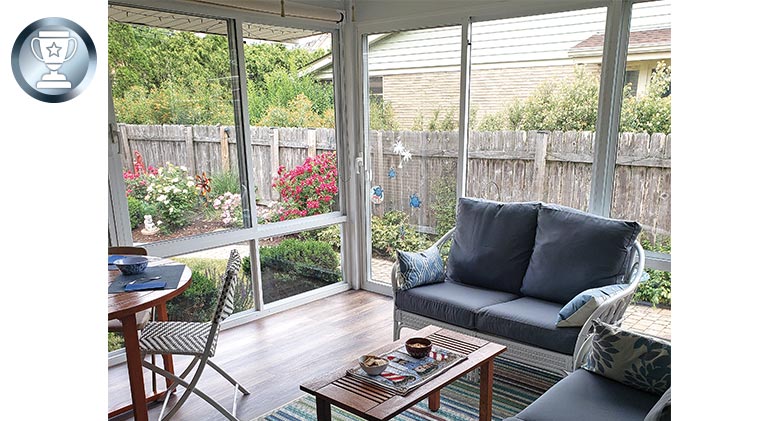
31, 31, 77, 89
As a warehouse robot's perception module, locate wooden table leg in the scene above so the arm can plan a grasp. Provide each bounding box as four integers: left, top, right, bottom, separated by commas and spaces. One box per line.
156, 303, 175, 390
479, 359, 494, 421
428, 389, 441, 412
121, 314, 149, 421
315, 397, 332, 421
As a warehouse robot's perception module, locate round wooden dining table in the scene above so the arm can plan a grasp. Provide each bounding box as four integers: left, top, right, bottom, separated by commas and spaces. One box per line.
108, 256, 192, 421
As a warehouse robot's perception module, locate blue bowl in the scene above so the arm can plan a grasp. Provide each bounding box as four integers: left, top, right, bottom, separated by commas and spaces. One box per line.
114, 256, 149, 275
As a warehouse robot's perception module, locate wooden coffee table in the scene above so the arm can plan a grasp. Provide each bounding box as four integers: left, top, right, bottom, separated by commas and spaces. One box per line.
300, 325, 506, 421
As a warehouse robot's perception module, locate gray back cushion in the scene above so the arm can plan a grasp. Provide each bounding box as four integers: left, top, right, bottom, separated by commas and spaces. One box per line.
521, 204, 641, 304
446, 197, 539, 294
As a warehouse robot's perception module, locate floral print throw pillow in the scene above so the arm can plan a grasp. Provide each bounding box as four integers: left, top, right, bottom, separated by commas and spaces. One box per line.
583, 320, 671, 396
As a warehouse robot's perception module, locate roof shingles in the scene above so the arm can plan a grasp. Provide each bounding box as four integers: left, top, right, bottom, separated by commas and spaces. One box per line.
572, 28, 671, 50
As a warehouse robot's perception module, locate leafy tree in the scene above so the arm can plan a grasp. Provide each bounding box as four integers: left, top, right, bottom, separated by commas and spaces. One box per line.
109, 22, 335, 127
504, 62, 671, 134
369, 96, 398, 130
259, 94, 329, 128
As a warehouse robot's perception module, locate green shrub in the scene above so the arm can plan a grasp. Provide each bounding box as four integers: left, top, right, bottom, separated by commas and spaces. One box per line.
297, 225, 342, 251
369, 96, 398, 130
168, 257, 254, 321
127, 196, 145, 228
477, 112, 507, 131
256, 239, 341, 283
166, 270, 219, 322
634, 269, 671, 307
633, 235, 672, 306
371, 211, 432, 259
143, 162, 199, 232
208, 170, 241, 197
620, 61, 672, 134
108, 333, 124, 352
504, 62, 671, 134
259, 93, 329, 128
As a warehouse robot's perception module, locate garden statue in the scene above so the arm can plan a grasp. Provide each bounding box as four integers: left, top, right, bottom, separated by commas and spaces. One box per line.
141, 215, 159, 236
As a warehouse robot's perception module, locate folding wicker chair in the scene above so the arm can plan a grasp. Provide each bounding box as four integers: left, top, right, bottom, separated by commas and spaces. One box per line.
139, 249, 250, 421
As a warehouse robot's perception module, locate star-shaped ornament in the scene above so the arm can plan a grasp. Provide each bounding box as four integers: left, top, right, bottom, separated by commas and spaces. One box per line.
47, 42, 62, 58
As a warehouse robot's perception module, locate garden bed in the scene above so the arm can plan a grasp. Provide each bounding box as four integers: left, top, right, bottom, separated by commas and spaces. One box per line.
132, 218, 228, 242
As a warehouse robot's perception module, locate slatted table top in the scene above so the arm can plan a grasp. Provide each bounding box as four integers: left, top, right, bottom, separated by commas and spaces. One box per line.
300, 325, 506, 421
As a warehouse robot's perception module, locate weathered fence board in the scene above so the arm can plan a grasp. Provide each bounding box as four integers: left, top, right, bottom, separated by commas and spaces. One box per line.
119, 124, 671, 240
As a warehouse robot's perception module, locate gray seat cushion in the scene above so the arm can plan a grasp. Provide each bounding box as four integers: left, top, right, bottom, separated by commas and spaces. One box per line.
446, 198, 539, 294
521, 203, 641, 304
505, 369, 660, 421
476, 297, 580, 355
395, 280, 519, 329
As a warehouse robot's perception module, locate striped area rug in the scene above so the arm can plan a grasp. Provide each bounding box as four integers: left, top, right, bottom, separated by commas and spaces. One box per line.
254, 358, 563, 421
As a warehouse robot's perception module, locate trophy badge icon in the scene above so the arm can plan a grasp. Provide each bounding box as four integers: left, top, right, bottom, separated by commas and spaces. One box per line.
31, 31, 78, 89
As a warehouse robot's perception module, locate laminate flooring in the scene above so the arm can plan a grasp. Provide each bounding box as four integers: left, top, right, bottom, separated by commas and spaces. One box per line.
108, 290, 394, 421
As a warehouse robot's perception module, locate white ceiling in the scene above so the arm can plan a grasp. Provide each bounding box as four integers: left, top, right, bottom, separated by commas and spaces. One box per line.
108, 2, 335, 42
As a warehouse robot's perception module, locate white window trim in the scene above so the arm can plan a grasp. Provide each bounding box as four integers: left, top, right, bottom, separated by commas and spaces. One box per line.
107, 1, 352, 356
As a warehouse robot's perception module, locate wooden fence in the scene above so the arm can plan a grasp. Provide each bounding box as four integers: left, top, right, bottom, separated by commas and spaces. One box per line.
118, 124, 671, 242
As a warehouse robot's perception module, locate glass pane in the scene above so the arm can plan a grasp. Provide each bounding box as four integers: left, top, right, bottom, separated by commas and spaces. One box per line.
109, 7, 245, 243
613, 0, 672, 307
241, 24, 339, 223
258, 225, 343, 304
171, 242, 255, 320
108, 242, 254, 352
468, 8, 609, 210
365, 26, 462, 284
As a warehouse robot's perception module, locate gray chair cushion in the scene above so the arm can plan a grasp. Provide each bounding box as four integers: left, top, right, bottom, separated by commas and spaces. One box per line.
506, 369, 660, 421
395, 280, 519, 329
521, 203, 641, 304
446, 197, 539, 294
476, 297, 580, 355
644, 387, 671, 421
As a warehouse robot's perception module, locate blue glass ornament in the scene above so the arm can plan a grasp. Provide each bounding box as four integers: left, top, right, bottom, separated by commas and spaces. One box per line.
409, 193, 422, 208
370, 185, 384, 204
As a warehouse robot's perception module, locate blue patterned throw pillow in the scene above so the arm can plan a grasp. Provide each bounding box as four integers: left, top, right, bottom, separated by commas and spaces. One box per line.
397, 244, 445, 290
583, 320, 671, 396
556, 284, 628, 327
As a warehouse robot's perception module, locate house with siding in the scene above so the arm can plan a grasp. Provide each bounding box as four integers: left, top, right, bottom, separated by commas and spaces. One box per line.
307, 0, 671, 129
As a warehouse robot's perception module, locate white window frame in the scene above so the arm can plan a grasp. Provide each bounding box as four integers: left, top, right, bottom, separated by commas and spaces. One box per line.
353, 0, 670, 296
107, 1, 351, 365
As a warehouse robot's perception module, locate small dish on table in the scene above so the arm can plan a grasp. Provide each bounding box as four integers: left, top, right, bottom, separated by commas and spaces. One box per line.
114, 256, 149, 275
359, 355, 388, 375
405, 337, 432, 359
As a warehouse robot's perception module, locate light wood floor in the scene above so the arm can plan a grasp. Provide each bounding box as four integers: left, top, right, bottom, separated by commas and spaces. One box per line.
108, 290, 395, 421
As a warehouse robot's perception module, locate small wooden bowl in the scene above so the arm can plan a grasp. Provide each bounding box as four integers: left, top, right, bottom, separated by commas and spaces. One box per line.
405, 337, 432, 359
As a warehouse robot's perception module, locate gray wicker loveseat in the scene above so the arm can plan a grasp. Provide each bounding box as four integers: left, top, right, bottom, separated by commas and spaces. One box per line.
391, 197, 645, 375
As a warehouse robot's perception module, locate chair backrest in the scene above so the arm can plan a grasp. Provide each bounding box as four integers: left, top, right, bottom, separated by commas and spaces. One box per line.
212, 249, 241, 325
108, 246, 148, 256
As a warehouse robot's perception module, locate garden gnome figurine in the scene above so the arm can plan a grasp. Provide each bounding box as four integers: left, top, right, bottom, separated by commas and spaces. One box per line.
141, 215, 159, 236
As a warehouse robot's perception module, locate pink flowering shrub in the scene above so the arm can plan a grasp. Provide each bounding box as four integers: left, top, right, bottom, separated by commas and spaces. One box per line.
123, 150, 158, 200
272, 152, 338, 221
213, 192, 243, 226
